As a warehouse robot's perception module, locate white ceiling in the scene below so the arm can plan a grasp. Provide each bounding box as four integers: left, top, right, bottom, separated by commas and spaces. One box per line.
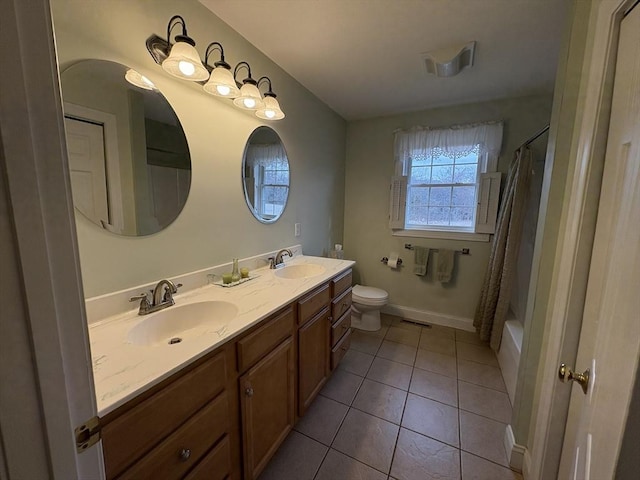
200, 0, 570, 120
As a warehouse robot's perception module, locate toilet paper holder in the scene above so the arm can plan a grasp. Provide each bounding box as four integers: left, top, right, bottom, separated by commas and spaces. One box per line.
381, 257, 403, 266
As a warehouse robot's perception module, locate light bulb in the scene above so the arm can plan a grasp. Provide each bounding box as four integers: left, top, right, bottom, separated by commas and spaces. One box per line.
265, 110, 276, 119
243, 98, 256, 109
217, 85, 231, 96
178, 60, 195, 76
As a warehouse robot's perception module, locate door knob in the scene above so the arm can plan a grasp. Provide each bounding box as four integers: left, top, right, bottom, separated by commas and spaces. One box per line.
558, 363, 590, 394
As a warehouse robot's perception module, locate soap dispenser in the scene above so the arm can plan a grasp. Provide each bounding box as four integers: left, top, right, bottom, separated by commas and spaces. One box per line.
231, 259, 241, 283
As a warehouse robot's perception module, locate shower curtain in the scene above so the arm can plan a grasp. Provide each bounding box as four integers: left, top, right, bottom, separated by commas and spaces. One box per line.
474, 146, 533, 350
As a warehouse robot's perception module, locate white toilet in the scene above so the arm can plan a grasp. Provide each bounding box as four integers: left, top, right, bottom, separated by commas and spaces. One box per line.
350, 284, 389, 332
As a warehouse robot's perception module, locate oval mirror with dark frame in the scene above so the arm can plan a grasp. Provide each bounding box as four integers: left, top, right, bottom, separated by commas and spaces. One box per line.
242, 126, 290, 223
61, 59, 191, 236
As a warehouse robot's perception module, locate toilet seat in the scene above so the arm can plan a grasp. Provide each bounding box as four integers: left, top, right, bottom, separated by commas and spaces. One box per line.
352, 284, 388, 306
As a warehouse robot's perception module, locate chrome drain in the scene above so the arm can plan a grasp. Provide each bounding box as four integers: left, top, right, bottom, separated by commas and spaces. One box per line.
168, 337, 182, 345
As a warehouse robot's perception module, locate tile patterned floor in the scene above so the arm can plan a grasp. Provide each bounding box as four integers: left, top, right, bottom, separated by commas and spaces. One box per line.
258, 314, 523, 480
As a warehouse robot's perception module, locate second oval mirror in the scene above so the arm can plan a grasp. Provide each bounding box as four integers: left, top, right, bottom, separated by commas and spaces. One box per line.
242, 127, 290, 223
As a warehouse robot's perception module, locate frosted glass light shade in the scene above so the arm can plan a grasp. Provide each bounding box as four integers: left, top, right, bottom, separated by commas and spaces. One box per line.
233, 82, 264, 110
203, 66, 240, 97
125, 69, 156, 90
162, 41, 209, 81
256, 96, 285, 120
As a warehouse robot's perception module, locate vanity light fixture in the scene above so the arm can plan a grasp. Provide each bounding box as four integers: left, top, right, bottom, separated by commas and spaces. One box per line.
161, 15, 209, 81
256, 76, 285, 120
124, 68, 156, 90
145, 17, 285, 120
202, 42, 240, 98
232, 62, 264, 111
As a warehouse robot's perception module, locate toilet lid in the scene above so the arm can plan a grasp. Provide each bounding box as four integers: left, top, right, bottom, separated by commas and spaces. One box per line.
352, 284, 388, 301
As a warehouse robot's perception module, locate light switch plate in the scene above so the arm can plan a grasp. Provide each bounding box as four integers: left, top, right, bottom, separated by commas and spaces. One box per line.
294, 223, 301, 237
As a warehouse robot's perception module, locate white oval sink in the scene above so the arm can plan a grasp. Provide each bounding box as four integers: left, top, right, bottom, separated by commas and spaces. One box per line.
127, 301, 238, 346
275, 263, 326, 279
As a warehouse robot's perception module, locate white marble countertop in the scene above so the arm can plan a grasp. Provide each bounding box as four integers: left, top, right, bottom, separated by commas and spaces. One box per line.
89, 255, 354, 416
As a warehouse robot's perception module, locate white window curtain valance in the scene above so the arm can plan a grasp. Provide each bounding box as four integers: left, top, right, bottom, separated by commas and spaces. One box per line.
246, 143, 287, 168
394, 121, 504, 175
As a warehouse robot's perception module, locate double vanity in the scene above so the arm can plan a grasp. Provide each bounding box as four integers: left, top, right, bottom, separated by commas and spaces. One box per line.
88, 252, 354, 480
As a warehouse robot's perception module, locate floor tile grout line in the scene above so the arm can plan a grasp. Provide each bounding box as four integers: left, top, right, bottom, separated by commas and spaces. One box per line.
386, 343, 419, 478
308, 407, 346, 480
455, 335, 463, 478
457, 377, 509, 394
461, 449, 523, 475
326, 351, 399, 478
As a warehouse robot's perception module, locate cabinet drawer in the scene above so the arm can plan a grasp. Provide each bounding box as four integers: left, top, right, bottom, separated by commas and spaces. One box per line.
331, 309, 351, 347
331, 288, 352, 322
183, 434, 232, 480
331, 329, 352, 370
298, 283, 330, 325
102, 351, 227, 479
237, 306, 294, 373
331, 269, 352, 297
118, 393, 229, 480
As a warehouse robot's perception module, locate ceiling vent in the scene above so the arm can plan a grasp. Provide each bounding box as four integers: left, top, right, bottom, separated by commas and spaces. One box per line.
422, 41, 476, 77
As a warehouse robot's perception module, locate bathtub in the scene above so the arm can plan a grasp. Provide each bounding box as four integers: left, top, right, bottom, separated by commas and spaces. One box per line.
497, 319, 523, 404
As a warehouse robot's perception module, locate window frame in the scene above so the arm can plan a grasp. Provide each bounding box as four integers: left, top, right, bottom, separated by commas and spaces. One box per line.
390, 122, 504, 242
404, 145, 483, 234
394, 150, 493, 242
253, 161, 289, 220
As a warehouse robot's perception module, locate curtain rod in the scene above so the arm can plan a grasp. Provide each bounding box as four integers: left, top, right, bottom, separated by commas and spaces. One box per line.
522, 124, 550, 147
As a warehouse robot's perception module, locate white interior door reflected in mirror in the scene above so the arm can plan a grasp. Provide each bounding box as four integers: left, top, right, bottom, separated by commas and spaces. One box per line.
61, 59, 192, 236
65, 117, 110, 227
242, 126, 290, 223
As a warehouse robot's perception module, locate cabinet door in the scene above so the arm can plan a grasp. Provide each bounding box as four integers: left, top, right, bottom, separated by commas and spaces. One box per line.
239, 337, 295, 480
298, 307, 330, 416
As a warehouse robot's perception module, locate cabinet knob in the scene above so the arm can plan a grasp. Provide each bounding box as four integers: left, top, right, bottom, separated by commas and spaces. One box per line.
245, 387, 254, 397
179, 448, 191, 461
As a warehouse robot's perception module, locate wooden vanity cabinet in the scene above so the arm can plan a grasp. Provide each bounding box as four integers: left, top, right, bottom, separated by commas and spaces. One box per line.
330, 269, 353, 370
101, 345, 240, 480
296, 285, 331, 416
99, 268, 355, 480
237, 306, 296, 480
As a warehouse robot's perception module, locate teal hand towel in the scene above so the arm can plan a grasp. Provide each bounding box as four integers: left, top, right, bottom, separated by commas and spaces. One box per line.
437, 249, 455, 283
413, 246, 430, 276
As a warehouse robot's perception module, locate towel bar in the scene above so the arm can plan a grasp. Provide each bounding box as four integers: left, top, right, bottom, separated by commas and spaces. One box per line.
404, 244, 470, 255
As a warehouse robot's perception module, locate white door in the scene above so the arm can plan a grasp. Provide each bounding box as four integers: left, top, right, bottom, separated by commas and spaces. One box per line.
65, 116, 110, 225
557, 5, 640, 479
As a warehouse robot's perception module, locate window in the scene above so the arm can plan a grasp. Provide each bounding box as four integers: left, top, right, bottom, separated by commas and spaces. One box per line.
406, 145, 480, 230
256, 158, 289, 218
244, 143, 290, 221
390, 121, 503, 240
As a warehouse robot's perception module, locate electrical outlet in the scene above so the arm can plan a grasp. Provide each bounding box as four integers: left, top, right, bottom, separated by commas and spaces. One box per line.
294, 223, 301, 237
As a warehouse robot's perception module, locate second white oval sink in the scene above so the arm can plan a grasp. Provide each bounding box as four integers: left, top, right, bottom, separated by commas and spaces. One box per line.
127, 301, 238, 346
275, 263, 326, 279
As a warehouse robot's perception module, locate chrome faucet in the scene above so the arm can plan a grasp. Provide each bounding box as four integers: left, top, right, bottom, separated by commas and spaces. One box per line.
129, 279, 182, 315
270, 249, 293, 269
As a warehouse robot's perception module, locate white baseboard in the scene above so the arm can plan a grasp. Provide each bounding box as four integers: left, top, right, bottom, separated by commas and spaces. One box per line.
523, 448, 532, 479
382, 303, 474, 331
504, 424, 526, 473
